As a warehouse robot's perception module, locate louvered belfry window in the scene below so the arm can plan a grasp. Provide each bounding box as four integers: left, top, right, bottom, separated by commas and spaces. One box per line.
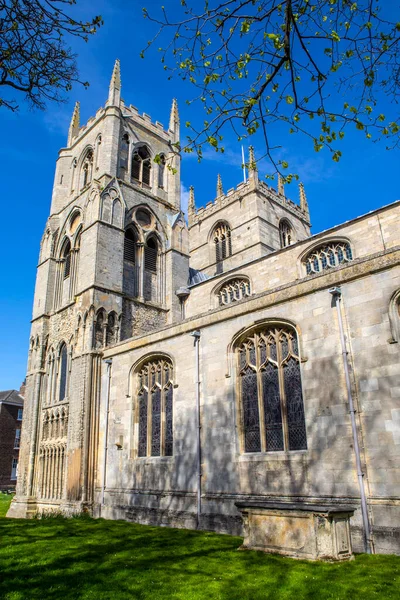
137, 358, 174, 457
144, 238, 158, 272
63, 240, 71, 279
124, 229, 136, 263
238, 326, 307, 453
213, 223, 232, 269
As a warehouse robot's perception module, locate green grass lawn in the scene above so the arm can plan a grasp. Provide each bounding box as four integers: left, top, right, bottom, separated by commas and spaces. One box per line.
0, 494, 399, 600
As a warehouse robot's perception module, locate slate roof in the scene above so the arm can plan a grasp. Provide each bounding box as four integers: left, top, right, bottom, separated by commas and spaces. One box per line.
0, 390, 24, 406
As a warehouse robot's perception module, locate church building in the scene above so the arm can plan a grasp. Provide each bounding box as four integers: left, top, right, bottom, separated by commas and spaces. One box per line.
8, 61, 400, 555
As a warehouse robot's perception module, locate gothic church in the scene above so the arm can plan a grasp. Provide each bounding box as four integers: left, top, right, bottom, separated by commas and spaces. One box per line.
8, 61, 400, 555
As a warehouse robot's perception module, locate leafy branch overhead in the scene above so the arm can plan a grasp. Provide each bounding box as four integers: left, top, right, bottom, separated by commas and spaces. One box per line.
142, 0, 400, 175
0, 0, 103, 111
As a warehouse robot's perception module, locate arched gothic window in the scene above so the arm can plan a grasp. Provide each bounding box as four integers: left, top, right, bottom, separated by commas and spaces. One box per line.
136, 357, 173, 457
58, 343, 68, 402
158, 154, 166, 188
123, 229, 139, 298
62, 240, 71, 279
132, 145, 151, 187
279, 219, 293, 248
303, 241, 353, 275
218, 278, 251, 306
81, 149, 93, 189
124, 229, 137, 263
213, 222, 232, 273
237, 325, 307, 453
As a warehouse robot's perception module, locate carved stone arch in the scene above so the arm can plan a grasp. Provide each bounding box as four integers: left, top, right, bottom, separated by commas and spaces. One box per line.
298, 236, 353, 278
127, 351, 175, 397
211, 274, 252, 308
106, 310, 119, 347
131, 142, 153, 187
226, 318, 307, 379
388, 288, 400, 343
127, 203, 167, 241
94, 308, 106, 349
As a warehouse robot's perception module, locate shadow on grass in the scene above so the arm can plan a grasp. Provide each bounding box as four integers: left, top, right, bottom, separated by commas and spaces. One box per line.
1, 516, 399, 600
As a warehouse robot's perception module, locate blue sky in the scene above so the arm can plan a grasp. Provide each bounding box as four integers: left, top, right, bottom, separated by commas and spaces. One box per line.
0, 0, 399, 390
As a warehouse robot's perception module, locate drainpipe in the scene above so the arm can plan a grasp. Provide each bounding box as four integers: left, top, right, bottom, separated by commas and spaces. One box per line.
190, 330, 201, 528
101, 359, 112, 509
329, 287, 372, 554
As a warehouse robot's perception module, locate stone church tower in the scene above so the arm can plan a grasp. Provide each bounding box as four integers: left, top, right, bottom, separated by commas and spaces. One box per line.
9, 61, 400, 557
10, 61, 189, 514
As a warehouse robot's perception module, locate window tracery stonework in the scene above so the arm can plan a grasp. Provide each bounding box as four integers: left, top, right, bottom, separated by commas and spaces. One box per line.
237, 326, 307, 453
218, 279, 251, 306
303, 241, 353, 275
136, 358, 173, 457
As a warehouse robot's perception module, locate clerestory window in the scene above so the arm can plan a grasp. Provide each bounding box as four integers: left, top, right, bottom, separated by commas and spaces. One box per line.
303, 241, 353, 275
137, 357, 174, 457
237, 325, 307, 453
218, 278, 251, 306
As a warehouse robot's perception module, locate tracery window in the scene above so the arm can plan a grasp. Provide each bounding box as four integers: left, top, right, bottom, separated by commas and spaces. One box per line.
303, 241, 353, 275
237, 325, 307, 453
137, 357, 173, 457
132, 145, 151, 186
218, 278, 251, 306
279, 219, 293, 248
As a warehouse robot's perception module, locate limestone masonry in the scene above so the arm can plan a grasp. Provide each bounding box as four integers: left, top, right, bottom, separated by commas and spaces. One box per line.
8, 60, 400, 555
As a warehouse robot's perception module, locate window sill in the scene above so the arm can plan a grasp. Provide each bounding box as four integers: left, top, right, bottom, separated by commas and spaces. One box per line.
133, 455, 174, 463
238, 450, 308, 462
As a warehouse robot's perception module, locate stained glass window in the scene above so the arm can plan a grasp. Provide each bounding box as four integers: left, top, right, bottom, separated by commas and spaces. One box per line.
136, 358, 174, 457
238, 326, 307, 453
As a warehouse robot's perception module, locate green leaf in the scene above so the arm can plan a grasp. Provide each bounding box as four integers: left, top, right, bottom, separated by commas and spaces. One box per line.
286, 95, 294, 105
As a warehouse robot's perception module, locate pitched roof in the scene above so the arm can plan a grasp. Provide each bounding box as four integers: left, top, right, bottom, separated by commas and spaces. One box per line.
0, 390, 24, 406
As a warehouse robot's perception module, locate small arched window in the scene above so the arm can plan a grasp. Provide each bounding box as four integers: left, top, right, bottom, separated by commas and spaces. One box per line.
137, 357, 174, 457
279, 219, 293, 248
81, 149, 93, 189
132, 145, 151, 186
237, 324, 307, 453
217, 278, 251, 306
62, 240, 71, 279
124, 229, 137, 263
145, 237, 158, 273
158, 154, 166, 188
213, 222, 232, 272
58, 343, 68, 402
303, 240, 353, 275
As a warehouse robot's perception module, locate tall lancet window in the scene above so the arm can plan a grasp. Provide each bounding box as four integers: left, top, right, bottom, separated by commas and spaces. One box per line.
123, 228, 138, 298
131, 145, 151, 187
58, 343, 68, 402
237, 325, 307, 453
144, 237, 158, 302
279, 219, 293, 248
62, 239, 71, 279
137, 357, 174, 457
158, 154, 166, 188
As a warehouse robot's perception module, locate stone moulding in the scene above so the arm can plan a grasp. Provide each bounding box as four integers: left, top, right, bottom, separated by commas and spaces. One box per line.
235, 502, 355, 562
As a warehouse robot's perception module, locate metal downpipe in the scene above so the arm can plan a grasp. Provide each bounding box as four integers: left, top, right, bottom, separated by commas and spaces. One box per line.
191, 330, 201, 529
329, 287, 372, 553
